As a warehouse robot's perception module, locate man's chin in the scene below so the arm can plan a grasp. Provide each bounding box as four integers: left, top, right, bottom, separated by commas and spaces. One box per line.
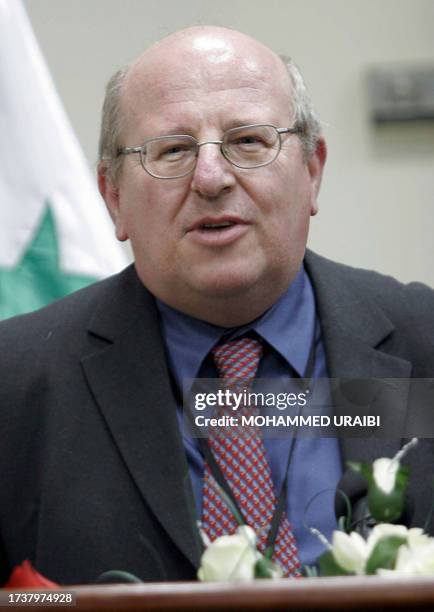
188, 268, 267, 300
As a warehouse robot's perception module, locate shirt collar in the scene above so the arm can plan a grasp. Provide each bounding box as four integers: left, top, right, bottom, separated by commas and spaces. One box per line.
156, 264, 316, 388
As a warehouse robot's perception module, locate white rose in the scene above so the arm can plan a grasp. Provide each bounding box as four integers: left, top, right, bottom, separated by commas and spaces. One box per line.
407, 528, 431, 550
372, 458, 399, 494
332, 530, 369, 574
392, 539, 434, 575
366, 523, 409, 556
369, 526, 434, 576
198, 526, 259, 582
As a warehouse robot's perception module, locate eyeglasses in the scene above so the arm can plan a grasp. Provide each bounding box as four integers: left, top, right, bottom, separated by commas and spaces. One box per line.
116, 123, 303, 179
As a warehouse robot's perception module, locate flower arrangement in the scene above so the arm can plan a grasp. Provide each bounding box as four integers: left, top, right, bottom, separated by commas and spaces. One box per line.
322, 523, 434, 576
4, 440, 432, 586
314, 438, 434, 577
198, 437, 434, 581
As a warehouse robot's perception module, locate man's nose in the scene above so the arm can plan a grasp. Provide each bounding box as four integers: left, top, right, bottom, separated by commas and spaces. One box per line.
190, 142, 236, 198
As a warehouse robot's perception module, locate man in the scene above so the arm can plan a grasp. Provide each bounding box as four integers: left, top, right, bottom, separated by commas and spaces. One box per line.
0, 26, 433, 585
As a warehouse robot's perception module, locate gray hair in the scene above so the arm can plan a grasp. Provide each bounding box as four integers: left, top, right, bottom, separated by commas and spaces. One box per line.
279, 55, 322, 160
98, 55, 322, 180
98, 65, 129, 181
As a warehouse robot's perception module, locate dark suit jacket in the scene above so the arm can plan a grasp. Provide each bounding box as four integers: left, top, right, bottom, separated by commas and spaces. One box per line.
0, 250, 433, 585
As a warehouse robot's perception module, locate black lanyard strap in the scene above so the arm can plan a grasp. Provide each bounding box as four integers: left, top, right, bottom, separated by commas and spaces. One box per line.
197, 436, 246, 524
191, 325, 317, 555
265, 325, 317, 550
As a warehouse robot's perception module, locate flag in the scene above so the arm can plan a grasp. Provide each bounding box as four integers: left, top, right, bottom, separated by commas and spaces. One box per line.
0, 0, 128, 320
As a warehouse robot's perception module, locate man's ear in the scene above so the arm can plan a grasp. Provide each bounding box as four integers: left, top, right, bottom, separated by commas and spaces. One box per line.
307, 136, 327, 216
97, 161, 128, 241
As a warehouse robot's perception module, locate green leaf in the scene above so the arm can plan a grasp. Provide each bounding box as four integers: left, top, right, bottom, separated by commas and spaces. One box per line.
95, 570, 142, 583
368, 466, 410, 522
263, 545, 274, 561
365, 536, 406, 575
335, 488, 353, 532
338, 515, 349, 533
302, 564, 319, 578
347, 461, 410, 523
317, 550, 353, 576
254, 556, 282, 579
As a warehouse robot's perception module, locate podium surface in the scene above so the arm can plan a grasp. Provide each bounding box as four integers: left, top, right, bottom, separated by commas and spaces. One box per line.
4, 575, 434, 611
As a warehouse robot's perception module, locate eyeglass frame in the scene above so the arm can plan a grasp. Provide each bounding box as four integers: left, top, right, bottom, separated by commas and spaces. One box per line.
116, 123, 304, 180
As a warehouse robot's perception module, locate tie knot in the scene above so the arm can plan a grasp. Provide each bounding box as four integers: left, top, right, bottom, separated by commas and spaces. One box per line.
212, 337, 263, 386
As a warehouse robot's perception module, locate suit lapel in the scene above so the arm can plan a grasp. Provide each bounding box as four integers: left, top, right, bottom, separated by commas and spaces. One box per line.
80, 266, 202, 569
304, 251, 412, 465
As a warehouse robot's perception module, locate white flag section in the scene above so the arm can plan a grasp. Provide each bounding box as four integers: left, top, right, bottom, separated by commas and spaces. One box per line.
0, 0, 128, 320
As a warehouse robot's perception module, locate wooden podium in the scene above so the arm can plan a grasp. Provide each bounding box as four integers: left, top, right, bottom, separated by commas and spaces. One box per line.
5, 576, 434, 611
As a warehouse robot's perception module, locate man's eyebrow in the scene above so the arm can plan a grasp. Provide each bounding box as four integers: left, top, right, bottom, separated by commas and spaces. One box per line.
223, 117, 284, 131
223, 118, 265, 128
143, 118, 278, 140
146, 123, 199, 137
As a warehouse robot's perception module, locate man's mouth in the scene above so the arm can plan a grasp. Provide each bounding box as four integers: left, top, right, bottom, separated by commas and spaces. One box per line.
187, 216, 250, 246
199, 220, 236, 230
189, 215, 246, 232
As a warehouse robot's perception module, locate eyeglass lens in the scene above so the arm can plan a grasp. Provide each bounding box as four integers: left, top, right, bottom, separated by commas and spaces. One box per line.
141, 125, 282, 178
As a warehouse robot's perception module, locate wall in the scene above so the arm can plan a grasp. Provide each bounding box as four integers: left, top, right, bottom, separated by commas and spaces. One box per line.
24, 0, 434, 285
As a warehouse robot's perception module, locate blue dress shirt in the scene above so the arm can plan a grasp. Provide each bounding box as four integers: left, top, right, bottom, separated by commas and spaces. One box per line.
156, 265, 342, 565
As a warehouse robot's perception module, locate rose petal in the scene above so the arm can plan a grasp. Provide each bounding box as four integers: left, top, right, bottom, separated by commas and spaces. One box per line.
198, 528, 258, 582
394, 540, 434, 575
332, 531, 368, 574
372, 458, 400, 494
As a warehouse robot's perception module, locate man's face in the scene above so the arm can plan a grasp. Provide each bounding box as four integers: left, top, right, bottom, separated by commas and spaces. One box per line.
100, 29, 326, 325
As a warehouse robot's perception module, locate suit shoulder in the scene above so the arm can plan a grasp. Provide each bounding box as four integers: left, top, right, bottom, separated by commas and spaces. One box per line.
0, 265, 136, 348
305, 250, 434, 334
331, 260, 433, 318
306, 248, 433, 296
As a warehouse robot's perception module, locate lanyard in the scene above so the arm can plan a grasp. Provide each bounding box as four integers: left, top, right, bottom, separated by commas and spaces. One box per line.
194, 329, 317, 555
264, 333, 316, 551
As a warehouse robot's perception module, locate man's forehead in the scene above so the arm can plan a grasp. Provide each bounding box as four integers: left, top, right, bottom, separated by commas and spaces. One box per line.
122, 27, 291, 112
129, 26, 283, 75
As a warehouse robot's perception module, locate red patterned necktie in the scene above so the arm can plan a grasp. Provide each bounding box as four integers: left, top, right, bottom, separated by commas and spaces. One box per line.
201, 337, 300, 577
